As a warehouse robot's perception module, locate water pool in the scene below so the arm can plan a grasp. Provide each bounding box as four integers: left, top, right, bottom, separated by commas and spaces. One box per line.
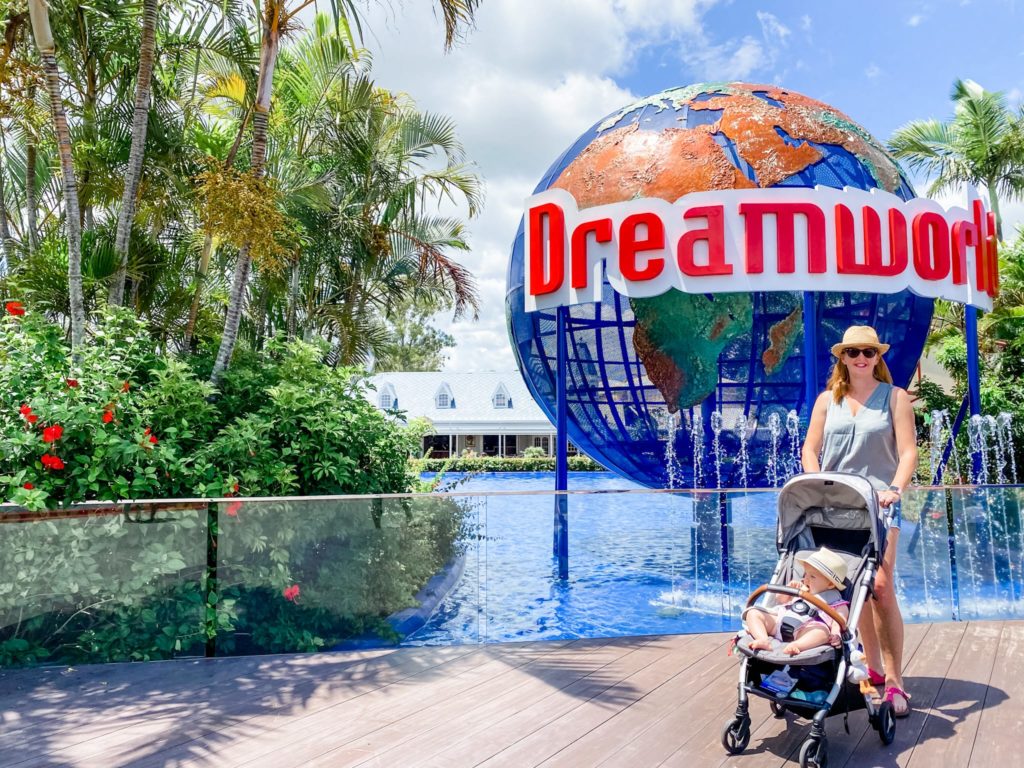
406, 473, 1018, 646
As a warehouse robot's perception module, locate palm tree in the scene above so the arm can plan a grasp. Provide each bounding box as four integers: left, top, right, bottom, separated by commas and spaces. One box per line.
27, 0, 85, 350
0, 149, 12, 272
209, 0, 482, 384
889, 79, 1024, 237
109, 0, 161, 306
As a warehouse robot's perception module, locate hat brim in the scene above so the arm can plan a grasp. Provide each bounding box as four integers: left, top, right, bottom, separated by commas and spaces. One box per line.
830, 341, 890, 358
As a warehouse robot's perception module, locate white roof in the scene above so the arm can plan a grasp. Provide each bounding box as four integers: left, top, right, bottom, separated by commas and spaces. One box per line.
366, 371, 553, 432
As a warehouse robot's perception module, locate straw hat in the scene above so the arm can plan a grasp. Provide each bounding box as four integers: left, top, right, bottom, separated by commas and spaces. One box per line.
830, 325, 890, 358
797, 547, 848, 590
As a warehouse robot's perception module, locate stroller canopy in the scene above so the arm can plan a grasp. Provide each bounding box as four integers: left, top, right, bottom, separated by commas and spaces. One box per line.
775, 472, 886, 556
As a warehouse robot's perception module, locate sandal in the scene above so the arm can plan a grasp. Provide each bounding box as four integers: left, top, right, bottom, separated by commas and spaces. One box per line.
884, 686, 912, 718
867, 667, 886, 686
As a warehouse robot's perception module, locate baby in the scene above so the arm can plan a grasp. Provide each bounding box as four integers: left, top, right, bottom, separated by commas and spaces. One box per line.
743, 546, 850, 656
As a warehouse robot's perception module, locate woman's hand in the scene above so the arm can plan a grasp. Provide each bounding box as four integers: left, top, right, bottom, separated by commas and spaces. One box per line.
877, 489, 900, 508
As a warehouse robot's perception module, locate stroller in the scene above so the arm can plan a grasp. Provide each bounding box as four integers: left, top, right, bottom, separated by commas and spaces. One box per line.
722, 472, 897, 768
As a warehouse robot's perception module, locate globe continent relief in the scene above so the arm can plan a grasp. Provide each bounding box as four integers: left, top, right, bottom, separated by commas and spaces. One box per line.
505, 83, 933, 489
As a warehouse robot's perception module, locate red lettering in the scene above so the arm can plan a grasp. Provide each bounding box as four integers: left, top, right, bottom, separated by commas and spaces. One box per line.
528, 202, 565, 296
987, 211, 999, 296
912, 211, 951, 281
885, 209, 909, 277
619, 212, 665, 281
950, 220, 977, 285
739, 202, 826, 274
973, 200, 991, 293
677, 205, 731, 276
570, 218, 612, 289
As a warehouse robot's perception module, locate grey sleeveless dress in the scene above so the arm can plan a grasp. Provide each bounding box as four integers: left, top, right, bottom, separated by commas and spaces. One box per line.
820, 381, 900, 493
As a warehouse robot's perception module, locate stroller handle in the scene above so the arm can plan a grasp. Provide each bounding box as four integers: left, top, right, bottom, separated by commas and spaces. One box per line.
745, 584, 849, 633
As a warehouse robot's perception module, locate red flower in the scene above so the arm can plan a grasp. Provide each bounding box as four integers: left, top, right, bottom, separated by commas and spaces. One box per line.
27, 414, 38, 424
233, 483, 240, 493
121, 381, 131, 392
66, 379, 79, 388
102, 410, 114, 424
283, 584, 300, 602
226, 500, 242, 517
19, 404, 31, 417
41, 454, 65, 470
148, 434, 158, 445
42, 425, 63, 443
5, 301, 25, 316
23, 482, 33, 490
143, 426, 151, 436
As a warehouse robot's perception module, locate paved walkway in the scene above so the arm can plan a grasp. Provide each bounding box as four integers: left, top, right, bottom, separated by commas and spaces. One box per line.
0, 620, 1019, 767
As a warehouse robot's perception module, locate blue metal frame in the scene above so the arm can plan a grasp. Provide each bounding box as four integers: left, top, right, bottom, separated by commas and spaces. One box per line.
554, 306, 569, 579
965, 307, 984, 480
802, 291, 819, 421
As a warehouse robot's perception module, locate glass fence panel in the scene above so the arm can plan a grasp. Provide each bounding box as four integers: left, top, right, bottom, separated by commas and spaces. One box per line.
896, 489, 955, 621
725, 491, 779, 623
0, 502, 207, 667
214, 495, 481, 654
951, 486, 1024, 620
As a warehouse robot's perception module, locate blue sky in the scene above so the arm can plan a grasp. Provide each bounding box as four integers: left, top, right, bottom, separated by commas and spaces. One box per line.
303, 0, 1024, 372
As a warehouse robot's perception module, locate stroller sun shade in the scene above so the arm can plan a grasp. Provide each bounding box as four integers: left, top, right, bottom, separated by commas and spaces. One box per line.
775, 472, 886, 558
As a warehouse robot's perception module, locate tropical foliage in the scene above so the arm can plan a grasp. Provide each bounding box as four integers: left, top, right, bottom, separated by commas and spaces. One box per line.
0, 1, 479, 372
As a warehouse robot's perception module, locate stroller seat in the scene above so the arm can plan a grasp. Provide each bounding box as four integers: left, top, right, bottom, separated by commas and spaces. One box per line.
734, 548, 866, 666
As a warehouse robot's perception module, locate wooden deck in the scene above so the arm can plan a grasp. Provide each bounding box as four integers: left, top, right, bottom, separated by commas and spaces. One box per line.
0, 620, 1021, 767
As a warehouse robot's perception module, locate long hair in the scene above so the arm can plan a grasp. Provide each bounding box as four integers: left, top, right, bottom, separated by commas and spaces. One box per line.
828, 355, 893, 403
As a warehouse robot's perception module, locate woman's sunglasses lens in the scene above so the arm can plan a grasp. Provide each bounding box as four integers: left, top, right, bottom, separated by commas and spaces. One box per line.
845, 348, 877, 359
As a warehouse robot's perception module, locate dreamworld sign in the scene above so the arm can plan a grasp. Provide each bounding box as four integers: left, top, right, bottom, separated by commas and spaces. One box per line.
524, 186, 1000, 313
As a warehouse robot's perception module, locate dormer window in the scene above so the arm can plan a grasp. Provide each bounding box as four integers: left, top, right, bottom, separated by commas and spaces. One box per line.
492, 383, 512, 409
435, 383, 455, 409
378, 383, 397, 410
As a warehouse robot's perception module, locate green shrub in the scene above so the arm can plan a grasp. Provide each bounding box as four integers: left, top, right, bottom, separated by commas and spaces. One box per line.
413, 455, 607, 473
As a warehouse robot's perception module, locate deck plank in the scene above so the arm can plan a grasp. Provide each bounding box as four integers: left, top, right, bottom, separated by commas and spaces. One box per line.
969, 621, 1024, 765
904, 621, 1002, 768
0, 622, 1019, 768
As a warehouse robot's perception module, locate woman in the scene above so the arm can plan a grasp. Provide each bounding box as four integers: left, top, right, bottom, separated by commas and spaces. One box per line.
801, 325, 918, 718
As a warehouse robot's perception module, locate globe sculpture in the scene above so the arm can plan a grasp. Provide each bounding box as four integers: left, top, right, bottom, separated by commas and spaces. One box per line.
506, 83, 934, 489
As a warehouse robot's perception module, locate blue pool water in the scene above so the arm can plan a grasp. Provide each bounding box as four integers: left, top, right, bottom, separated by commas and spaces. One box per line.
405, 473, 1020, 646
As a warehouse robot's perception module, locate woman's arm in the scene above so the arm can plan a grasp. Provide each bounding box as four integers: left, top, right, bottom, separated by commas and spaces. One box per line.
801, 391, 831, 473
889, 387, 918, 493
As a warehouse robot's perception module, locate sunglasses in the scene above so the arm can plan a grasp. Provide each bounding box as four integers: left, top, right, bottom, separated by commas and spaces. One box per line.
843, 347, 878, 359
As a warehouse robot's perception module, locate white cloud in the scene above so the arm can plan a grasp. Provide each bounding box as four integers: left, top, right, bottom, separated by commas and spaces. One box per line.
800, 14, 813, 32
865, 63, 882, 79
289, 1, 811, 372
907, 14, 925, 26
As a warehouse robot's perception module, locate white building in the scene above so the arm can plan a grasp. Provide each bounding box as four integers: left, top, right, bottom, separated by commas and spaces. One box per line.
367, 371, 575, 458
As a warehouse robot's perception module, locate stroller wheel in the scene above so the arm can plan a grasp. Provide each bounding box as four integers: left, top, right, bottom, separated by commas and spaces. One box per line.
770, 700, 787, 718
799, 736, 829, 768
721, 715, 751, 755
877, 701, 896, 745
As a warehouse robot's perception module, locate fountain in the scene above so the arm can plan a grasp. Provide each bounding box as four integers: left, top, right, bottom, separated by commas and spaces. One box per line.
766, 412, 782, 487
785, 409, 801, 481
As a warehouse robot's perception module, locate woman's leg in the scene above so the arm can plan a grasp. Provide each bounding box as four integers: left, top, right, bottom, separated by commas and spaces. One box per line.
873, 527, 908, 713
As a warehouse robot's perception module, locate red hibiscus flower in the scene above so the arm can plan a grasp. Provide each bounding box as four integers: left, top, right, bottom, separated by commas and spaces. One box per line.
5, 301, 25, 316
66, 379, 79, 388
27, 414, 38, 424
233, 482, 240, 493
283, 584, 300, 602
226, 500, 242, 517
19, 404, 31, 417
42, 425, 63, 443
121, 381, 131, 392
148, 434, 158, 445
23, 482, 33, 490
102, 410, 114, 424
41, 454, 65, 470
143, 426, 151, 436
